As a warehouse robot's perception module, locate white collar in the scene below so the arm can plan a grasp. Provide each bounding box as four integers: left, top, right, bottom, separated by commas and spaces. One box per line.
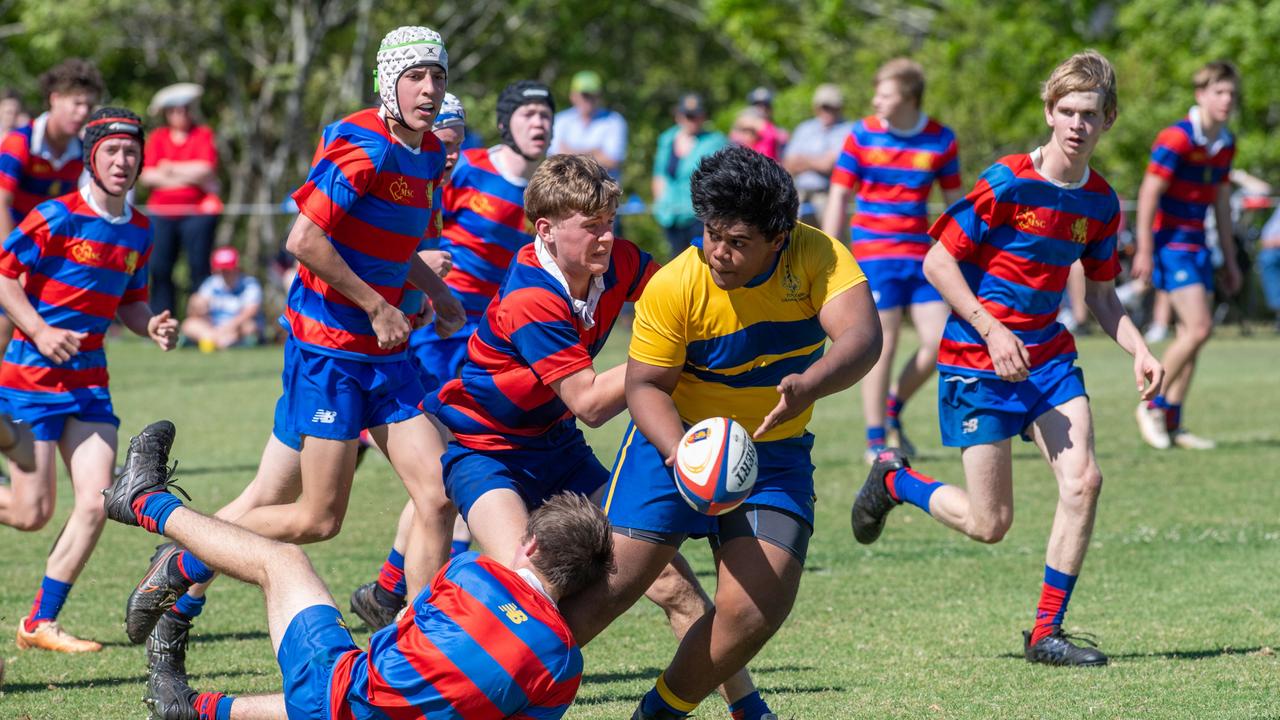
535, 237, 604, 329
377, 106, 422, 154
487, 145, 529, 187
1030, 147, 1090, 190
517, 567, 556, 604
30, 113, 82, 170
80, 184, 132, 224
884, 113, 928, 137
1188, 106, 1229, 155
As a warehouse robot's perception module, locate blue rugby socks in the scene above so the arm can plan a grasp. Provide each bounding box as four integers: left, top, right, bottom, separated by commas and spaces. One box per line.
192, 691, 234, 720
866, 425, 886, 451
134, 491, 184, 534
170, 592, 207, 623
376, 548, 408, 605
24, 576, 72, 631
885, 393, 905, 430
450, 539, 471, 558
729, 690, 773, 720
885, 467, 943, 513
639, 673, 697, 718
174, 550, 214, 584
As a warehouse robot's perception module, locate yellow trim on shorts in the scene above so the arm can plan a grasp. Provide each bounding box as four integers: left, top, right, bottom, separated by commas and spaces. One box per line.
602, 424, 638, 516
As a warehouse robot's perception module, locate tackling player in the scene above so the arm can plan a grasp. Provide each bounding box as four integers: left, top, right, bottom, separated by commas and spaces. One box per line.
850, 51, 1164, 666
821, 58, 962, 462
1132, 61, 1241, 450
562, 145, 881, 720
103, 420, 613, 720
0, 107, 178, 653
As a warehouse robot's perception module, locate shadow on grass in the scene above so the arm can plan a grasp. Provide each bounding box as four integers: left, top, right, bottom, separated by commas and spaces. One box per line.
190, 629, 272, 644
2, 667, 260, 694
574, 680, 840, 707
584, 662, 818, 686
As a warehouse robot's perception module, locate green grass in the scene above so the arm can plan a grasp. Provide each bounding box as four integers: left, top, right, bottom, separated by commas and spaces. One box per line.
2, 328, 1279, 719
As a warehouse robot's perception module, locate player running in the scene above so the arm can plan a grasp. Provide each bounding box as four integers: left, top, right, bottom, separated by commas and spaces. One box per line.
821, 58, 962, 463
102, 420, 613, 720
850, 51, 1164, 666
562, 145, 882, 720
1132, 61, 1242, 450
119, 25, 465, 675
0, 107, 178, 653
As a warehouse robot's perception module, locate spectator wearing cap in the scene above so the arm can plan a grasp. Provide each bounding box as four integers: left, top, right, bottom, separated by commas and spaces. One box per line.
743, 86, 789, 160
783, 83, 854, 225
180, 246, 263, 351
550, 71, 628, 182
139, 82, 223, 315
652, 92, 727, 257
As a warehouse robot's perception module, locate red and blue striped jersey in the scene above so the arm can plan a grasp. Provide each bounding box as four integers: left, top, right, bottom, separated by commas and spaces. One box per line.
0, 124, 84, 225
331, 552, 582, 720
433, 239, 655, 451
830, 116, 961, 261
285, 108, 445, 361
1146, 116, 1234, 252
929, 154, 1121, 378
0, 189, 151, 401
439, 148, 534, 320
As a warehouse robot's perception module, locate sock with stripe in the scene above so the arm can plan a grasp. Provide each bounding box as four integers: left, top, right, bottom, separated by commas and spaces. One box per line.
885, 393, 905, 430
24, 576, 72, 631
885, 467, 943, 513
728, 690, 772, 720
1164, 403, 1182, 433
1148, 394, 1169, 411
866, 425, 886, 450
173, 550, 215, 585
1030, 565, 1078, 644
450, 539, 471, 558
639, 673, 697, 719
133, 491, 184, 534
192, 692, 234, 720
376, 548, 407, 602
171, 592, 207, 623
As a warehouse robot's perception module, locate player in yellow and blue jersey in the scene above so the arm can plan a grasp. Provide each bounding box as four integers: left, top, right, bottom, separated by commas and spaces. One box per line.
561, 145, 882, 720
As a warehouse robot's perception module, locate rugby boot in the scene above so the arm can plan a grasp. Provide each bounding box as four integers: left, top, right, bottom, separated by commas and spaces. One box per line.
1171, 429, 1215, 450
350, 581, 403, 631
144, 665, 199, 720
103, 419, 185, 527
1135, 402, 1171, 450
16, 619, 102, 653
862, 444, 886, 466
1023, 628, 1108, 667
126, 543, 194, 644
851, 448, 907, 545
147, 611, 192, 679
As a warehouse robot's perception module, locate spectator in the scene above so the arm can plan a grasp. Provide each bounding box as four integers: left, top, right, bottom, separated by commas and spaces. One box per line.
652, 93, 727, 257
0, 89, 28, 136
783, 84, 853, 225
550, 70, 627, 182
742, 86, 788, 160
140, 82, 223, 315
180, 246, 263, 351
1260, 204, 1280, 332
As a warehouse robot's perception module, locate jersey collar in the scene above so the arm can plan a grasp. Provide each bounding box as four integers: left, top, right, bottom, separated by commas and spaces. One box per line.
30, 113, 83, 170
535, 237, 605, 328
743, 235, 790, 289
1029, 147, 1089, 190
517, 567, 556, 605
80, 184, 132, 224
1188, 106, 1230, 155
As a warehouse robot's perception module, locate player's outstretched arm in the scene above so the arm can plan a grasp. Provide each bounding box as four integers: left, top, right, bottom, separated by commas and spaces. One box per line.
923, 242, 1030, 382
1084, 278, 1164, 401
1131, 172, 1169, 282
551, 362, 627, 428
625, 358, 686, 465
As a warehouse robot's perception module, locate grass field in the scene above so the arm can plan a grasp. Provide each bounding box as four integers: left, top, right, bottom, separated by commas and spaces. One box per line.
1, 327, 1278, 719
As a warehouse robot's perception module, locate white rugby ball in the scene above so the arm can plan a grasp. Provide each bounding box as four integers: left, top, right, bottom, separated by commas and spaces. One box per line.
673, 417, 758, 516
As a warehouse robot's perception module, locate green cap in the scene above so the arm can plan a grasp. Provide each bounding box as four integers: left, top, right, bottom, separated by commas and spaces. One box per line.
570, 70, 603, 96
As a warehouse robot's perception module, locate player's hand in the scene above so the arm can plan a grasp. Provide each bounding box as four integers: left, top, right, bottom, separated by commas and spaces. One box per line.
986, 322, 1030, 383
148, 310, 179, 351
753, 373, 816, 440
33, 325, 85, 364
1222, 260, 1243, 296
1133, 347, 1164, 402
663, 442, 679, 467
1129, 251, 1153, 283
369, 301, 411, 349
430, 292, 466, 339
424, 250, 453, 278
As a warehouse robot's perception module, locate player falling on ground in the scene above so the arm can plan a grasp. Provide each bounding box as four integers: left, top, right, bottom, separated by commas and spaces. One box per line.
851, 51, 1164, 666
0, 59, 104, 362
120, 25, 466, 680
1132, 60, 1242, 451
561, 145, 882, 720
0, 107, 178, 653
103, 420, 613, 720
821, 58, 962, 463
350, 81, 557, 624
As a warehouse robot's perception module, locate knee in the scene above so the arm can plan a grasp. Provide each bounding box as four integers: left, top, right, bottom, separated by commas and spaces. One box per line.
294, 507, 344, 542
1187, 319, 1214, 345
718, 596, 789, 642
967, 513, 1013, 544
646, 565, 711, 616
10, 504, 54, 532
1060, 466, 1104, 511
72, 498, 107, 528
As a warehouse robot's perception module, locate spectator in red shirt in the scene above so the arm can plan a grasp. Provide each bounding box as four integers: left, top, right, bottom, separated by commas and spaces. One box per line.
139, 83, 223, 314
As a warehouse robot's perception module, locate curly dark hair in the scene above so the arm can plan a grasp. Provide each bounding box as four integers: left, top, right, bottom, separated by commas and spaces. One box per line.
691, 144, 798, 238
39, 58, 105, 102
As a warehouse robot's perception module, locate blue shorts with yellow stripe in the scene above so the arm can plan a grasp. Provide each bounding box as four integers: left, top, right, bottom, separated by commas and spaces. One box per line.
602, 421, 816, 538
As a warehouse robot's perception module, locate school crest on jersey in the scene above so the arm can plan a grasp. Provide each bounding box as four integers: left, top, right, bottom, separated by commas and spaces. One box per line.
1015, 209, 1047, 233
911, 152, 934, 171
69, 241, 102, 266
389, 177, 414, 203
865, 148, 890, 166
1071, 217, 1089, 245
780, 258, 803, 301
124, 250, 140, 275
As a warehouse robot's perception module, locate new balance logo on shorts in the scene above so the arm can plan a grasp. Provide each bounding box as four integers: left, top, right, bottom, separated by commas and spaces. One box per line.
962, 418, 979, 434
311, 409, 338, 424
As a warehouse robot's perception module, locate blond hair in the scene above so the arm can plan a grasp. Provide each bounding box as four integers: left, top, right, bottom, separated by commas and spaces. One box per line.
875, 58, 926, 105
1193, 60, 1239, 90
1041, 50, 1117, 120
524, 154, 621, 224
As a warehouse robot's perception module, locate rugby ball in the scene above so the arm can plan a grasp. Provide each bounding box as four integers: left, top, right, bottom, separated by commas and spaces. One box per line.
673, 417, 758, 516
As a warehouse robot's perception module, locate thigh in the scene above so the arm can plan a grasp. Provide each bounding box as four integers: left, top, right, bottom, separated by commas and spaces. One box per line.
561, 530, 680, 644
464, 487, 529, 562
297, 436, 358, 518
713, 534, 804, 625
601, 422, 714, 538
1167, 283, 1212, 330
58, 419, 118, 497
1029, 394, 1095, 480
909, 299, 950, 348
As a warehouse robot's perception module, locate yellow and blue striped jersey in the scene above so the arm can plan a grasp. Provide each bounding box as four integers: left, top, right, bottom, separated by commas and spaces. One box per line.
630, 222, 866, 441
